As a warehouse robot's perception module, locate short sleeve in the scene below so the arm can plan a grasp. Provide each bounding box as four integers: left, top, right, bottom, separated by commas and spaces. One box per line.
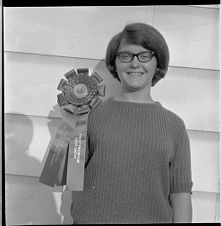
170, 119, 193, 194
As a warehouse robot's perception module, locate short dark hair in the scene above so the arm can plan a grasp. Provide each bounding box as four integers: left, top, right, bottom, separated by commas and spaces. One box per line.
105, 23, 170, 86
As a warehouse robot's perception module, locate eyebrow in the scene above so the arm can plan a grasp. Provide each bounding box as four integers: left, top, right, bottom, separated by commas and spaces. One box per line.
118, 51, 153, 54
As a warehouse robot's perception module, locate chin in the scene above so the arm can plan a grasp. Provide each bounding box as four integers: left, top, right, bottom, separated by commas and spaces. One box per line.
123, 83, 146, 92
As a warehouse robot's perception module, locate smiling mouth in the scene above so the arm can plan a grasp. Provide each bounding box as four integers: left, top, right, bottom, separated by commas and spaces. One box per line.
127, 72, 144, 77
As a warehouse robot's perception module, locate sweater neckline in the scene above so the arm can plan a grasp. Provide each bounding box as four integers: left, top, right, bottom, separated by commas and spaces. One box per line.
107, 97, 162, 107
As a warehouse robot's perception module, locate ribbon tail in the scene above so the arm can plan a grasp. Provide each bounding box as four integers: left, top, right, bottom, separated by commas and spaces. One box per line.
66, 113, 89, 191
55, 143, 69, 186
39, 121, 73, 187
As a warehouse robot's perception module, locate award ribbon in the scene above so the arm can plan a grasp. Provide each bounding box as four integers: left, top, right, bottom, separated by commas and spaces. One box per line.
39, 68, 105, 191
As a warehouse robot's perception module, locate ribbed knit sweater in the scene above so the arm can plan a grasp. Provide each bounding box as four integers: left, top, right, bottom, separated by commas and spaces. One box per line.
70, 97, 193, 224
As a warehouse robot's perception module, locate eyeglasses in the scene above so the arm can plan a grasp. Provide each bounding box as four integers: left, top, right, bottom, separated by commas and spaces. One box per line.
116, 51, 155, 63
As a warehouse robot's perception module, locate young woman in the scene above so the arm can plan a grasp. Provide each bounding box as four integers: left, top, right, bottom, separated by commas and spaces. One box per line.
70, 23, 193, 224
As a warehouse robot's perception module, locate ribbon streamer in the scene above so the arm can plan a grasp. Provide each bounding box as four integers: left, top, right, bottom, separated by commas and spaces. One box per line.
39, 120, 75, 186
67, 113, 88, 190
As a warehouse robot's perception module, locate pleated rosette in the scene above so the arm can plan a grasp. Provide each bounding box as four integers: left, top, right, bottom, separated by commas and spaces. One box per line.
57, 68, 105, 113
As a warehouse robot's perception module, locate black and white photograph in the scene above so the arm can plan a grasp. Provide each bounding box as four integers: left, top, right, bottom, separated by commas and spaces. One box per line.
3, 4, 220, 225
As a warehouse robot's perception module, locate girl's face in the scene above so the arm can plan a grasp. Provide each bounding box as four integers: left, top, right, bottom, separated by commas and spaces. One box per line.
115, 42, 157, 91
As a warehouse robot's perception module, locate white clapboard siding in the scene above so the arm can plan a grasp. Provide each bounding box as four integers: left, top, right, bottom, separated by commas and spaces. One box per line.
5, 174, 219, 224
5, 174, 64, 225
4, 6, 219, 70
5, 52, 219, 132
5, 113, 61, 177
215, 193, 220, 222
192, 191, 218, 223
189, 5, 220, 9
188, 130, 220, 193
4, 6, 154, 60
153, 5, 219, 70
5, 113, 220, 193
151, 66, 220, 133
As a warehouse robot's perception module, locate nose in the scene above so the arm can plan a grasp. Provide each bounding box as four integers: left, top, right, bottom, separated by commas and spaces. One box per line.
130, 56, 140, 68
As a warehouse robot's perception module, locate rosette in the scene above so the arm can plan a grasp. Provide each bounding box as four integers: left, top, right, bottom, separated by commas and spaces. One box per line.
39, 68, 105, 191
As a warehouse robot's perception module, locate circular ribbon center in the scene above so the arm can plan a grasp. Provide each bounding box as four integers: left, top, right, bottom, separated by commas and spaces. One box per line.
73, 84, 88, 98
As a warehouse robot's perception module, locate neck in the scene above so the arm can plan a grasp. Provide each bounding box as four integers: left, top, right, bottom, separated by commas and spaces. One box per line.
115, 85, 155, 104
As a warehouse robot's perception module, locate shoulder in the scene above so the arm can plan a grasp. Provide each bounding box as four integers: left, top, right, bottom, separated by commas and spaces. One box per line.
88, 97, 112, 120
159, 105, 190, 150
90, 97, 111, 113
159, 104, 187, 131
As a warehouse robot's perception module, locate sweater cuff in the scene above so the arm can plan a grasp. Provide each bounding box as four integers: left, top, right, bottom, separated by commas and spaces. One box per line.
170, 181, 193, 194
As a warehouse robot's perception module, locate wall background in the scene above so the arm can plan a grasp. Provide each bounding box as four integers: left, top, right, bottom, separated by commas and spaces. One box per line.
4, 5, 220, 224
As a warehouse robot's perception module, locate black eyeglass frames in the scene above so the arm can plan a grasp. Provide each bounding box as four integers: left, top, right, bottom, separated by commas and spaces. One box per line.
116, 51, 155, 63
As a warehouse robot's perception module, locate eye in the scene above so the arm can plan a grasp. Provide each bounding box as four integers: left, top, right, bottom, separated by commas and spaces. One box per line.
139, 52, 153, 60
120, 52, 132, 59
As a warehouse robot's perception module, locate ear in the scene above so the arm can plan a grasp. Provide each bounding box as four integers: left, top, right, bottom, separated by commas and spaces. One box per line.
151, 68, 161, 86
107, 65, 113, 71
111, 64, 117, 74
155, 68, 162, 77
